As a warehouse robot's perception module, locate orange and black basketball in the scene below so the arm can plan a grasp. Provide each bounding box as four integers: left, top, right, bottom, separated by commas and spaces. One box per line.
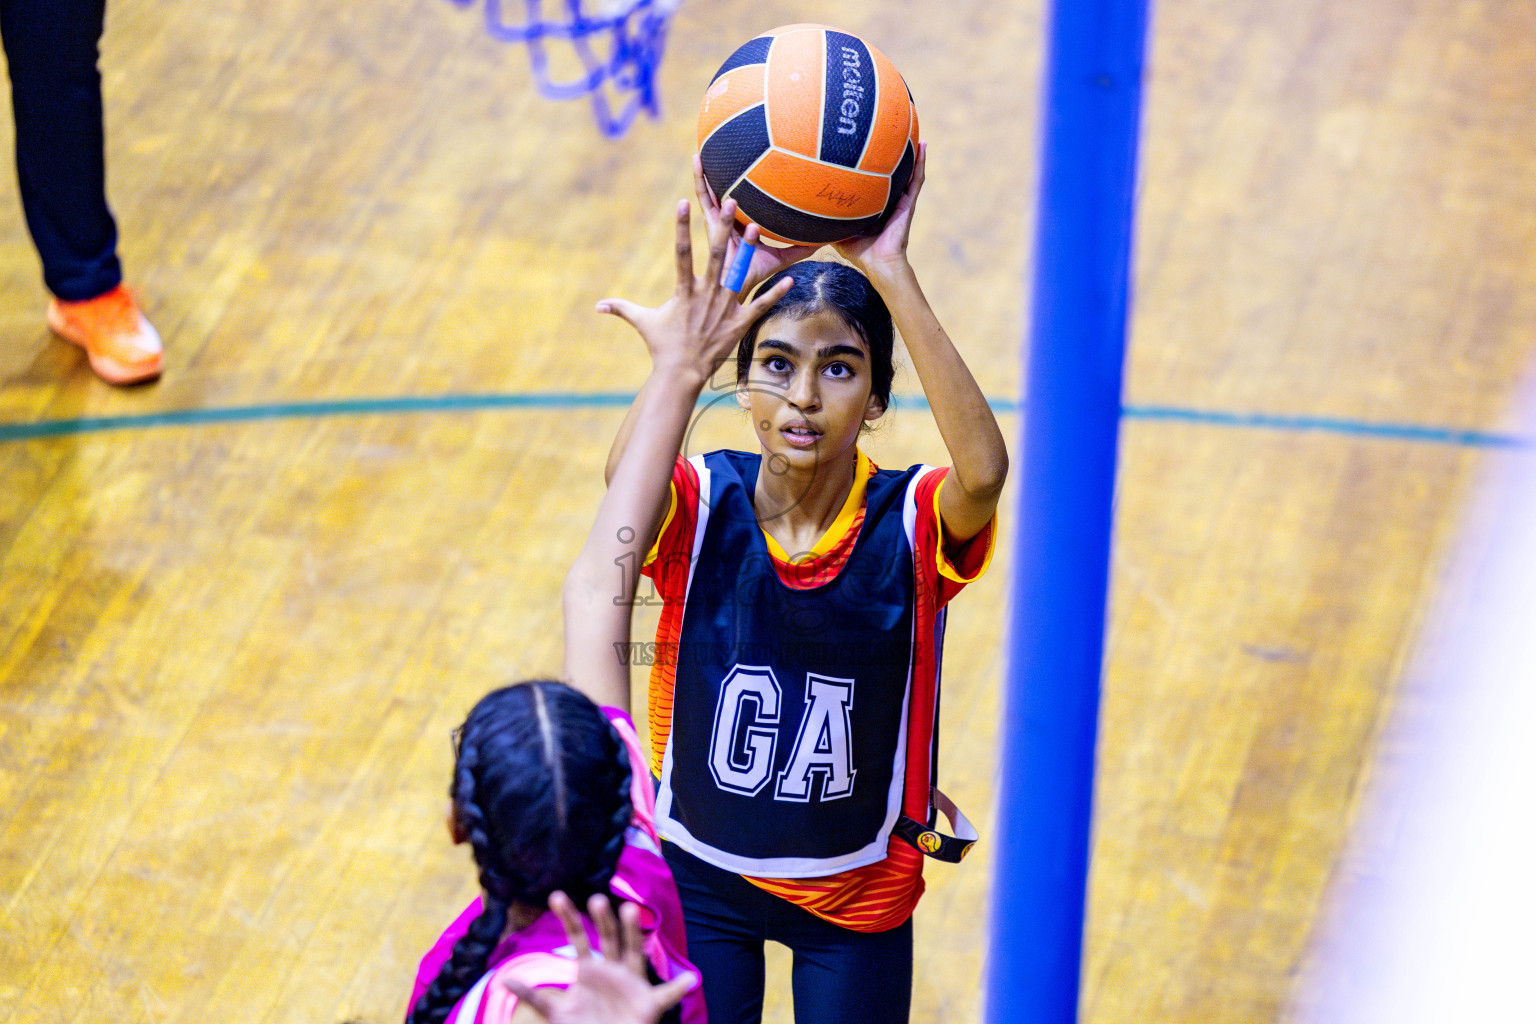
696, 24, 919, 247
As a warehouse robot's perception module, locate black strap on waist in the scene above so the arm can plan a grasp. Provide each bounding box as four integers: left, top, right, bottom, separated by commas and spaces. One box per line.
894, 788, 978, 863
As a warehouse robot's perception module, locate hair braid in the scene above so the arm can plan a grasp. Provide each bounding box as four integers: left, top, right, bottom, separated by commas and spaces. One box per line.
411, 681, 637, 1023
577, 736, 634, 900
406, 746, 512, 1024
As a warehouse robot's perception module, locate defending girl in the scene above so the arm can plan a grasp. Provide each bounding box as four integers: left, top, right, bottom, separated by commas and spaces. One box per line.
597, 144, 1009, 1024
405, 202, 793, 1024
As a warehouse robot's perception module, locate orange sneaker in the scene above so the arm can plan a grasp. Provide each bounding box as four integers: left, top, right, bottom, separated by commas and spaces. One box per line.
48, 284, 163, 385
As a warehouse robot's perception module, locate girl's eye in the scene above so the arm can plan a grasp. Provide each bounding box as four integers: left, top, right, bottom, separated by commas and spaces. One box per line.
824, 362, 853, 379
764, 356, 791, 374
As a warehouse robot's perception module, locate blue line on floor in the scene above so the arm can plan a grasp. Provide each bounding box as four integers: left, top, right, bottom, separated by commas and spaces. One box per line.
0, 392, 637, 442
1121, 404, 1530, 448
0, 392, 1530, 448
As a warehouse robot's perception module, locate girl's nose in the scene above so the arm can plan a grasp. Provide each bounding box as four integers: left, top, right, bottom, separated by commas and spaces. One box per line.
786, 369, 820, 411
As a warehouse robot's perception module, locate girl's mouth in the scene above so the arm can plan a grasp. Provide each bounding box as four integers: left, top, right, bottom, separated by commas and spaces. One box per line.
780, 424, 822, 449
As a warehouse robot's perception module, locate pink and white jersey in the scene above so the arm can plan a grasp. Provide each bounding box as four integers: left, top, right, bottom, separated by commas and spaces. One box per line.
406, 709, 705, 1024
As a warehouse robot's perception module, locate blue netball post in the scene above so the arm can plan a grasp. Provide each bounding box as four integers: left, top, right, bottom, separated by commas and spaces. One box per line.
987, 0, 1151, 1020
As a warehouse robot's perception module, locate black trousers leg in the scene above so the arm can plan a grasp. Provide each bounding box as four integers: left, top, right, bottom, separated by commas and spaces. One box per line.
1, 0, 121, 301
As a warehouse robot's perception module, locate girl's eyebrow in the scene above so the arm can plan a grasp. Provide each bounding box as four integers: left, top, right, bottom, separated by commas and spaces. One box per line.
755, 338, 867, 361
817, 344, 867, 362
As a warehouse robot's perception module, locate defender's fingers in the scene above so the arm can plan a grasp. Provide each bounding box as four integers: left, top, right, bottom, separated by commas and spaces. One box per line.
673, 200, 695, 293
595, 297, 645, 325
740, 274, 795, 321
702, 199, 736, 290
649, 971, 697, 1012
548, 891, 593, 960
724, 223, 765, 292
721, 238, 755, 293
499, 976, 555, 1016
616, 900, 649, 974
703, 191, 738, 252
588, 894, 624, 966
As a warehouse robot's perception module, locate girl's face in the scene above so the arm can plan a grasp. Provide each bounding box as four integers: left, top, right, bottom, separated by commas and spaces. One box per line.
738, 307, 886, 473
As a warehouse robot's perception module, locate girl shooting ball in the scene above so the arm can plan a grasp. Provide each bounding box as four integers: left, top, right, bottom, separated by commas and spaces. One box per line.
406, 200, 793, 1024
597, 144, 1009, 1024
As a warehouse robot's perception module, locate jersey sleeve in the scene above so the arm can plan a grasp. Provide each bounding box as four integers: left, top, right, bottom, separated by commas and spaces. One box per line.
913, 467, 996, 608
640, 455, 701, 605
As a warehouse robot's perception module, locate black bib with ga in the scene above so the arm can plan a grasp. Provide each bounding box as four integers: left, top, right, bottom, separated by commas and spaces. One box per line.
654, 450, 920, 877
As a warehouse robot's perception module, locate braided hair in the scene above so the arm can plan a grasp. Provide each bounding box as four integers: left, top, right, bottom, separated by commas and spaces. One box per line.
406, 680, 634, 1024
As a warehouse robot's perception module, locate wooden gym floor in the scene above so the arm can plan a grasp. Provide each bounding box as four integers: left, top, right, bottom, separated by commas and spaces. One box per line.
2, 0, 1534, 1021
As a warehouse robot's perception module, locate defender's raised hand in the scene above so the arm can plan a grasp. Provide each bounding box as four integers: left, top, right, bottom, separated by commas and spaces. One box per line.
500, 892, 696, 1024
597, 198, 794, 380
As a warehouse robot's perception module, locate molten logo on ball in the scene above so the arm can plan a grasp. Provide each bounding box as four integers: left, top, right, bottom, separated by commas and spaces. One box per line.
836, 46, 865, 136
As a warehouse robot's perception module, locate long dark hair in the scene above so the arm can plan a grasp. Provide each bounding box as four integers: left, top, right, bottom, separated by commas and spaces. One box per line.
405, 681, 633, 1024
736, 260, 896, 412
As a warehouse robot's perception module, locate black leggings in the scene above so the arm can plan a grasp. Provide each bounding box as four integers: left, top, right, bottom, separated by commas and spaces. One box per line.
664, 842, 913, 1024
1, 0, 120, 300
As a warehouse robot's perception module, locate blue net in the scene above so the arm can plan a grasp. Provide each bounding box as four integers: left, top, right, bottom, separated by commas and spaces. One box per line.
449, 0, 680, 138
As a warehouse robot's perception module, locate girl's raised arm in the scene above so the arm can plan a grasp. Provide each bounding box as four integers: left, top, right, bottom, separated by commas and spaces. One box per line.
564, 202, 792, 710
835, 143, 1008, 541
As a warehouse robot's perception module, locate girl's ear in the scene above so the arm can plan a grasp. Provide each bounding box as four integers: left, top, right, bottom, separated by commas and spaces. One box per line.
863, 391, 888, 424
447, 805, 468, 845
735, 378, 753, 410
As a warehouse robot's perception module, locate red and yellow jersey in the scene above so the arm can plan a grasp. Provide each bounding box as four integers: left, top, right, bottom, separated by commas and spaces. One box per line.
642, 449, 993, 932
